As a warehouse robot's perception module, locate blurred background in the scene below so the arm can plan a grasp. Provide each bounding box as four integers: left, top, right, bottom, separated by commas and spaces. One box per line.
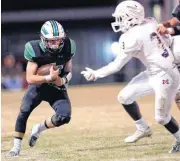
1, 0, 179, 91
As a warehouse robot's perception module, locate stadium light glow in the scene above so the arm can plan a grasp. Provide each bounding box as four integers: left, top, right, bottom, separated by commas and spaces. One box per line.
111, 42, 120, 56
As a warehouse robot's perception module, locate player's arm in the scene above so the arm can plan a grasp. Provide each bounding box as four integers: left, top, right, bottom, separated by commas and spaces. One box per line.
26, 61, 47, 84
63, 59, 72, 83
52, 39, 75, 86
26, 61, 59, 84
62, 38, 75, 83
81, 36, 141, 81
81, 53, 132, 81
162, 4, 180, 27
52, 59, 73, 86
97, 52, 132, 77
158, 4, 180, 35
24, 42, 59, 85
162, 17, 180, 28
157, 18, 180, 35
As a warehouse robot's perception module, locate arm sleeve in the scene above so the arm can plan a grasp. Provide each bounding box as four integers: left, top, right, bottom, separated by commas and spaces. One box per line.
95, 34, 142, 78
24, 42, 36, 61
70, 39, 76, 56
172, 4, 180, 21
95, 52, 132, 78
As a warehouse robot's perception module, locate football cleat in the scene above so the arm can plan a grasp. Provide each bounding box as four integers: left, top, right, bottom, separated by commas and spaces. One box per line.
29, 124, 41, 147
169, 140, 180, 153
124, 127, 152, 143
7, 148, 20, 157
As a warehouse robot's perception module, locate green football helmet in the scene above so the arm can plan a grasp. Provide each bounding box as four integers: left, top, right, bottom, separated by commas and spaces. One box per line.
40, 20, 66, 53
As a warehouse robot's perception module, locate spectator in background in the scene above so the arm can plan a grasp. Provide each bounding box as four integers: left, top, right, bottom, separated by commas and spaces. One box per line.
1, 54, 24, 91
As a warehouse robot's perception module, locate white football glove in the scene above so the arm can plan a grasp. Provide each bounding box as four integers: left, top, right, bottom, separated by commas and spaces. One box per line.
81, 67, 98, 81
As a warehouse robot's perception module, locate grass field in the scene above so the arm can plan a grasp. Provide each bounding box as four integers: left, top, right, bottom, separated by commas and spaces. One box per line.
1, 84, 180, 161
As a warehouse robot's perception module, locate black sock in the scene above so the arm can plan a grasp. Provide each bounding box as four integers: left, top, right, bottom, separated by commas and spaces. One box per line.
122, 101, 142, 121
44, 120, 49, 129
14, 136, 23, 140
164, 117, 179, 134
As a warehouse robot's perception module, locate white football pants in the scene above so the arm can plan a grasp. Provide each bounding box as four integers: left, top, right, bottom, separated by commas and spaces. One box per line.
118, 68, 179, 125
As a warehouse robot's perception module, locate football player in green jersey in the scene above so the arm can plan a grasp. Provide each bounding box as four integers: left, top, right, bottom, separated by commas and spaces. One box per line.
7, 20, 76, 157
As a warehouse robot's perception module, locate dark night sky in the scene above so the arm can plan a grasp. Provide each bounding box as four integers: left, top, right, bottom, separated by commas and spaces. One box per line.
2, 0, 117, 11
2, 0, 116, 32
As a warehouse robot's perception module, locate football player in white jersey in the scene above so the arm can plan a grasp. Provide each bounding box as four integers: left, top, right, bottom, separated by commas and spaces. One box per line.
157, 0, 180, 111
81, 0, 180, 153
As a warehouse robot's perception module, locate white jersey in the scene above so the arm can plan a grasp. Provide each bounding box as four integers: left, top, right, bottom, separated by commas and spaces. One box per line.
95, 18, 175, 78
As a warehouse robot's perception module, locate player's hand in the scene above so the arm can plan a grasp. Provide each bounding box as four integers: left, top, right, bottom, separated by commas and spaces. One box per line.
50, 66, 59, 80
157, 25, 169, 35
81, 67, 97, 81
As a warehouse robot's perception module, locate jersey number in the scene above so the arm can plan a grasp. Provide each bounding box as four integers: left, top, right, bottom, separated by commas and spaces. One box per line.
150, 32, 169, 58
162, 79, 169, 85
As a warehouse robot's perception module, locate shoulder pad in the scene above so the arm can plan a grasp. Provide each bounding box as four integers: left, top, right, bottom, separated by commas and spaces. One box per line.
69, 38, 76, 55
119, 34, 142, 53
24, 42, 36, 61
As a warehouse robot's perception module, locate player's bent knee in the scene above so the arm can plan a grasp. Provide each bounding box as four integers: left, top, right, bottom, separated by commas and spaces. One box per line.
155, 116, 171, 125
51, 114, 71, 127
117, 92, 134, 105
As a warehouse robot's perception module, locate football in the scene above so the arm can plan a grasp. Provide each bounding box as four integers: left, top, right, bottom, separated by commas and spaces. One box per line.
36, 64, 59, 76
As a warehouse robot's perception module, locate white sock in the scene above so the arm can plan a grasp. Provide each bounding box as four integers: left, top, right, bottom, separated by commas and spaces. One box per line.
135, 117, 149, 131
38, 121, 48, 133
13, 138, 22, 150
173, 129, 180, 141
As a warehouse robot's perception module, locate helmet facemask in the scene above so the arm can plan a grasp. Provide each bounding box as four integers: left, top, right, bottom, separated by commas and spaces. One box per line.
41, 36, 65, 53
111, 13, 134, 33
111, 12, 144, 33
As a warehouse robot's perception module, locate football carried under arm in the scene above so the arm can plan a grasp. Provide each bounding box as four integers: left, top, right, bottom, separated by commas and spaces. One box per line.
50, 59, 73, 86
26, 61, 59, 85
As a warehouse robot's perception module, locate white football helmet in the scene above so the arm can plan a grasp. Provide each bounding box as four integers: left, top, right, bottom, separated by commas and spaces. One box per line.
111, 0, 145, 33
40, 20, 66, 53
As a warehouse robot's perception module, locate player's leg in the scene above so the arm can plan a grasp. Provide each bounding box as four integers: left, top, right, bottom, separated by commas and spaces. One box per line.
8, 85, 42, 157
29, 86, 71, 147
150, 69, 180, 153
117, 71, 153, 143
171, 35, 180, 111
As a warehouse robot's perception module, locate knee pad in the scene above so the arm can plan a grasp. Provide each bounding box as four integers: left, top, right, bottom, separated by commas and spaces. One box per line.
155, 115, 171, 125
175, 91, 180, 103
117, 92, 134, 105
51, 114, 71, 127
